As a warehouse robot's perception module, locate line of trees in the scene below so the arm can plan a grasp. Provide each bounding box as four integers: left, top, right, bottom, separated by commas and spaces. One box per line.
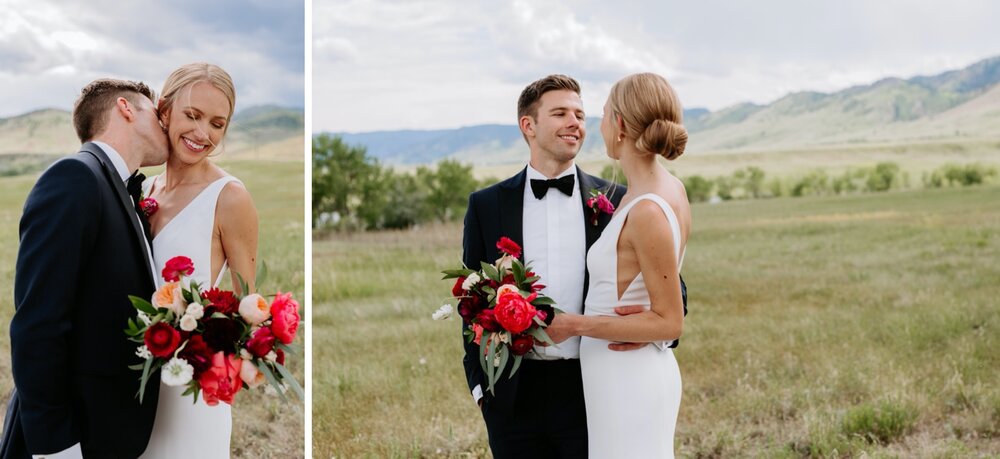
602, 162, 997, 203
315, 134, 997, 232
312, 134, 486, 231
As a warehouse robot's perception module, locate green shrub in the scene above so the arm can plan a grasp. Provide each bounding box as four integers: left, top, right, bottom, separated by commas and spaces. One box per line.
841, 401, 916, 445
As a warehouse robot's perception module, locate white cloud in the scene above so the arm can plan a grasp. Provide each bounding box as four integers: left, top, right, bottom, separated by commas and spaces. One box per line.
0, 0, 303, 117
313, 0, 1000, 132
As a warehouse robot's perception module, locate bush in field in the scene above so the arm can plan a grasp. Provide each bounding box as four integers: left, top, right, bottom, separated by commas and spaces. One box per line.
924, 163, 998, 188
312, 135, 481, 231
833, 169, 865, 194
416, 159, 479, 222
683, 175, 713, 203
791, 169, 831, 197
740, 166, 767, 198
865, 162, 901, 192
312, 134, 389, 230
841, 401, 917, 445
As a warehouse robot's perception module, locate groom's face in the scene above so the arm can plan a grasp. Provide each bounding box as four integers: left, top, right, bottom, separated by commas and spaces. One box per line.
135, 96, 169, 167
525, 89, 586, 163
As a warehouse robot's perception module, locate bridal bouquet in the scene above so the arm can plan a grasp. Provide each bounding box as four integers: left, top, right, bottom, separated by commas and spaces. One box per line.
124, 256, 303, 406
442, 237, 558, 394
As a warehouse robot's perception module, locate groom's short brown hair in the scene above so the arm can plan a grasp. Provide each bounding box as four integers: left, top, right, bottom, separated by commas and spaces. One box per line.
72, 78, 156, 142
517, 74, 581, 121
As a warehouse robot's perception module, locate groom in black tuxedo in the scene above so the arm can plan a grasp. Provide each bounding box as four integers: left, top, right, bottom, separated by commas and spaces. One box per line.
1, 79, 169, 458
462, 75, 626, 458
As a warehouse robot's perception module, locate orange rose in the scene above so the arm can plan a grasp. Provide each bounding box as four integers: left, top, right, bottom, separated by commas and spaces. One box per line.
152, 282, 185, 317
238, 294, 270, 325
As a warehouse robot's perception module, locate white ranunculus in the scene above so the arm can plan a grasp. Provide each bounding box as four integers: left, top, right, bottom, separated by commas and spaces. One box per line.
432, 304, 453, 320
185, 303, 204, 320
179, 314, 198, 332
462, 273, 481, 291
161, 357, 194, 386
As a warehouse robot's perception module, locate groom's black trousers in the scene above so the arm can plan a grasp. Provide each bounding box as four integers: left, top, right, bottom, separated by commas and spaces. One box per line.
481, 359, 588, 459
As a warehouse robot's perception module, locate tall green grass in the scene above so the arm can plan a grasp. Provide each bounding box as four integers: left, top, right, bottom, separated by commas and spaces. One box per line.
314, 185, 1000, 457
0, 159, 305, 457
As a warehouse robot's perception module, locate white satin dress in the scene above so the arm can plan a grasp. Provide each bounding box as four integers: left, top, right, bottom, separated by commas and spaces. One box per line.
579, 193, 685, 458
141, 175, 239, 458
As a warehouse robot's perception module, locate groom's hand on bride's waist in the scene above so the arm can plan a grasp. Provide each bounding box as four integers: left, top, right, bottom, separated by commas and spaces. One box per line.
609, 306, 647, 352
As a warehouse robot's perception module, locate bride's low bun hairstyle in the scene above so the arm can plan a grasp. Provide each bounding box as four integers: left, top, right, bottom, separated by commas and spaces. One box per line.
608, 73, 687, 160
637, 118, 687, 160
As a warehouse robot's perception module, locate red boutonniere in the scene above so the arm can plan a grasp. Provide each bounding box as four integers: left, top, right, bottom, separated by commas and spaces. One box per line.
139, 197, 159, 217
586, 189, 615, 225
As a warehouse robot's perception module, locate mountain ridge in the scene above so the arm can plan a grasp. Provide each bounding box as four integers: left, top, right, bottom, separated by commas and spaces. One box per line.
321, 55, 1000, 165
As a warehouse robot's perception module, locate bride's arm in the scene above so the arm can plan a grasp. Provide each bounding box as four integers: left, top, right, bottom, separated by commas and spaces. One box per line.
218, 181, 259, 294
551, 200, 684, 343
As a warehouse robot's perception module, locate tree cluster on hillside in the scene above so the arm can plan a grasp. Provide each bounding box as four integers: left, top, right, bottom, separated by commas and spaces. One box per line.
312, 134, 482, 231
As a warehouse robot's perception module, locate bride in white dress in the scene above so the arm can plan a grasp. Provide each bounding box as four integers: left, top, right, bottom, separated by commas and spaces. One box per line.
140, 63, 259, 458
546, 73, 690, 458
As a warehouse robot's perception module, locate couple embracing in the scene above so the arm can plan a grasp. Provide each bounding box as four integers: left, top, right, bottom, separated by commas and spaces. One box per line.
463, 73, 690, 458
2, 63, 257, 458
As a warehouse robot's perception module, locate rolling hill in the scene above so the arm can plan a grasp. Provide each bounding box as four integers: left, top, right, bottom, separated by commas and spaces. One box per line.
0, 105, 304, 161
321, 55, 1000, 165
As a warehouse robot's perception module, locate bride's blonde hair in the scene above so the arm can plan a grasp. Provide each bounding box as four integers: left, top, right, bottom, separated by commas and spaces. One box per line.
607, 73, 687, 160
159, 62, 237, 135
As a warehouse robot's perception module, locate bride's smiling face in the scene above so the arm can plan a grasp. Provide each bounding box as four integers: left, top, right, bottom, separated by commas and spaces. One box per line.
161, 81, 231, 164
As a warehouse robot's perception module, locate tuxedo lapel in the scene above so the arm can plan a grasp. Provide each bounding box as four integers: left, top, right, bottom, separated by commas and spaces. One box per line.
81, 143, 155, 286
499, 168, 526, 261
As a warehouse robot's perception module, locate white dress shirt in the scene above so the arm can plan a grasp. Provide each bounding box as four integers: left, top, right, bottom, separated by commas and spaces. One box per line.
522, 163, 586, 360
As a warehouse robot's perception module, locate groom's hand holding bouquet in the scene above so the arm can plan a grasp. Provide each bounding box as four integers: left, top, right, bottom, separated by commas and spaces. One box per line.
441, 237, 559, 394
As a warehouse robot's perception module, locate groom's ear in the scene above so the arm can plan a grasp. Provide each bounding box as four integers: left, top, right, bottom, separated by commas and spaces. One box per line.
519, 115, 535, 139
115, 97, 135, 122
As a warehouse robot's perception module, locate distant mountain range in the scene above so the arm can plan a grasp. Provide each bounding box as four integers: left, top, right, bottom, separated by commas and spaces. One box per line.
323, 55, 1000, 165
0, 105, 304, 160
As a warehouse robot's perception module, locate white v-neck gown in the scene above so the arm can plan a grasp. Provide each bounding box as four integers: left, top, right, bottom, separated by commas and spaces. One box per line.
141, 175, 240, 458
580, 193, 684, 458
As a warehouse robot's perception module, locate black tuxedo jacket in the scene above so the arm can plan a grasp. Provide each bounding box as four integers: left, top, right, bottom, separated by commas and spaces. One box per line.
2, 143, 159, 458
461, 166, 625, 413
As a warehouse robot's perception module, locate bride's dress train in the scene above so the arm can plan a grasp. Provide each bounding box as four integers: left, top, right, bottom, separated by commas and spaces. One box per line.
580, 193, 684, 458
141, 175, 240, 458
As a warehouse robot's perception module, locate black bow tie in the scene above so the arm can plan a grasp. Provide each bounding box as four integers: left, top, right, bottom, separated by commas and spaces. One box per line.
126, 171, 145, 205
530, 174, 575, 200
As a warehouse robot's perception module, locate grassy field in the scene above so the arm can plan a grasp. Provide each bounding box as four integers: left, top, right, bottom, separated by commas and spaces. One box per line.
0, 159, 305, 457
313, 183, 1000, 457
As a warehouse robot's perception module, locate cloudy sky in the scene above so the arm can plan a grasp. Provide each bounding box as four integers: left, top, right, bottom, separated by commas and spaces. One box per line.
0, 0, 303, 118
315, 0, 1000, 133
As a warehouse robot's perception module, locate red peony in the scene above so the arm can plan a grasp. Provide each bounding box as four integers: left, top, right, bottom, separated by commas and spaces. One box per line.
496, 237, 521, 259
269, 292, 300, 345
452, 277, 466, 297
161, 256, 195, 282
199, 352, 243, 406
246, 326, 276, 358
178, 334, 214, 377
511, 335, 534, 356
201, 288, 239, 315
144, 322, 181, 358
494, 292, 537, 333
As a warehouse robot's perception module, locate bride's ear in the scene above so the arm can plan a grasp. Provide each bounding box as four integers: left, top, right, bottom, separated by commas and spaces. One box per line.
157, 98, 170, 130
